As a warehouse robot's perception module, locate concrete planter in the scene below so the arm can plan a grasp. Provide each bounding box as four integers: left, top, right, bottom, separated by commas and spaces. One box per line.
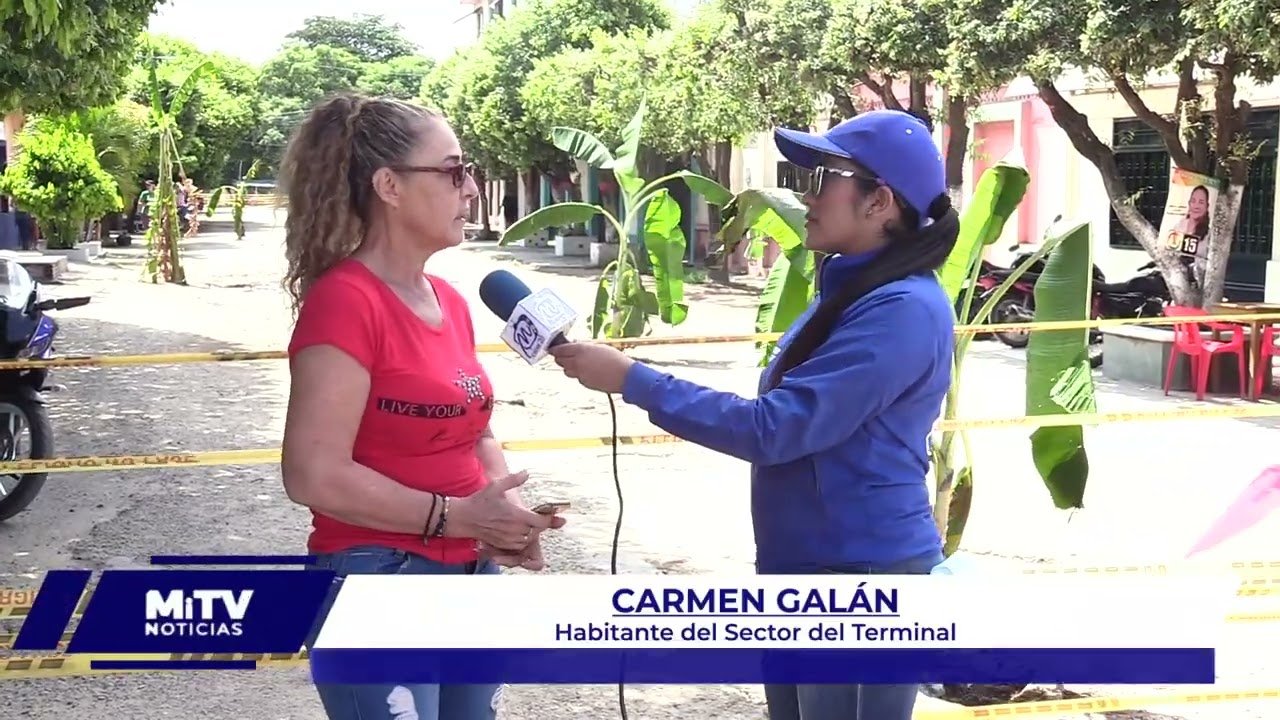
45, 240, 101, 264
512, 229, 551, 249
554, 234, 591, 258
590, 242, 619, 268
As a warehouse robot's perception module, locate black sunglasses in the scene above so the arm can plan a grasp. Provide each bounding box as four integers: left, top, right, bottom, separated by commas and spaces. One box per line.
390, 162, 476, 189
810, 165, 882, 196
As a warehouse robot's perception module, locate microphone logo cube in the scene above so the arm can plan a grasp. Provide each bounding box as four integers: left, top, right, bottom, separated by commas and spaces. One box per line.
508, 312, 547, 361
500, 289, 577, 365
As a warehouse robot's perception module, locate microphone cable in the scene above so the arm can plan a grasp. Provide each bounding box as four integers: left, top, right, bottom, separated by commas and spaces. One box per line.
605, 391, 629, 720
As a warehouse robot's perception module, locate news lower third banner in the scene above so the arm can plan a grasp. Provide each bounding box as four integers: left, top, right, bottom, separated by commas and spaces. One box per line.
16, 567, 1237, 684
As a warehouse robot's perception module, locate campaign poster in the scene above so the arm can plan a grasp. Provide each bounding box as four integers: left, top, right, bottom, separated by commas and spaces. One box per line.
1157, 167, 1221, 261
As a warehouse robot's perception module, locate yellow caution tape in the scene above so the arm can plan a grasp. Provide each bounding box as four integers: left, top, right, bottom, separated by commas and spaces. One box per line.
5, 311, 1280, 371
0, 400, 1276, 476
0, 651, 309, 679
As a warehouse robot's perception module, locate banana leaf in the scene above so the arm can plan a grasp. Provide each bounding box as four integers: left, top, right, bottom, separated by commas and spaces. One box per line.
1025, 220, 1095, 509
610, 100, 647, 202
551, 127, 615, 169
718, 187, 806, 254
938, 162, 1030, 303
500, 202, 604, 246
754, 245, 816, 366
637, 170, 733, 208
641, 189, 689, 326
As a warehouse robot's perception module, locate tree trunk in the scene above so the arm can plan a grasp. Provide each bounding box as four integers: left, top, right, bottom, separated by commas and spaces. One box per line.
1200, 184, 1244, 305
944, 95, 969, 211
1033, 79, 1198, 304
523, 169, 539, 216
908, 76, 930, 130
3, 110, 24, 161
474, 167, 492, 235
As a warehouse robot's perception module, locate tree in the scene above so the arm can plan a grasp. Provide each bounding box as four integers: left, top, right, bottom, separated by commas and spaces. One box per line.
955, 0, 1280, 307
26, 100, 155, 216
127, 35, 264, 186
818, 0, 982, 204
286, 13, 419, 63
0, 0, 162, 115
452, 0, 672, 192
359, 55, 435, 100
252, 43, 367, 174
0, 125, 122, 248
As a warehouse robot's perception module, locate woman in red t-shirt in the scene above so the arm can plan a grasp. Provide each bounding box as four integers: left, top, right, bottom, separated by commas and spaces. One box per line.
278, 92, 565, 720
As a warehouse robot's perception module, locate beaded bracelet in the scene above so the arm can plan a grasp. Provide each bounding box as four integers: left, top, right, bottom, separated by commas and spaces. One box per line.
422, 493, 440, 543
430, 496, 450, 538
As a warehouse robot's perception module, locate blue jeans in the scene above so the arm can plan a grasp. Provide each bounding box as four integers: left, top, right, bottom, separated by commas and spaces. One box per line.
763, 550, 944, 720
304, 546, 502, 720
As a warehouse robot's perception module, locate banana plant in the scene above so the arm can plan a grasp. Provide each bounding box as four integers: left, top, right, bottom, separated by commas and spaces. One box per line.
716, 187, 815, 365
500, 100, 732, 338
204, 159, 262, 240
933, 163, 1096, 554
142, 57, 216, 285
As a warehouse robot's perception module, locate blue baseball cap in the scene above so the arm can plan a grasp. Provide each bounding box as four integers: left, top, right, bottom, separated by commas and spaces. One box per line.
774, 110, 947, 225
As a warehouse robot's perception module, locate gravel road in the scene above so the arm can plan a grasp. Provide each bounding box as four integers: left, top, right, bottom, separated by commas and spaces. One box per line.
0, 208, 1276, 719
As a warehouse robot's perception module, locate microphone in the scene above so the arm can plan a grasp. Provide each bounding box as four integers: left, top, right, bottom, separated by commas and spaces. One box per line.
478, 269, 577, 364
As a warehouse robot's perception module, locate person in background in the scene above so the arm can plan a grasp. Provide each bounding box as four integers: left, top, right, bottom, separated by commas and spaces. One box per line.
549, 109, 960, 720
278, 92, 564, 720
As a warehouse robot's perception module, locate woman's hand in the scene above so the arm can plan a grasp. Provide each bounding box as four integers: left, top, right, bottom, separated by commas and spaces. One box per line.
481, 531, 550, 571
446, 471, 566, 549
548, 342, 635, 394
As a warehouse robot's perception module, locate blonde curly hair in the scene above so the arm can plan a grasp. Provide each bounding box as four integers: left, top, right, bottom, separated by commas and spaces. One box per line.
277, 92, 440, 313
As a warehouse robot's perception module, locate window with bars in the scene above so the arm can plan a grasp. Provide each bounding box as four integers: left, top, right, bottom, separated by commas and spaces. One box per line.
1109, 110, 1277, 259
776, 162, 811, 194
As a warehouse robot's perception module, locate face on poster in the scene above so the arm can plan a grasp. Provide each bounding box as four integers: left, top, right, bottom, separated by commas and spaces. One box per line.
1157, 167, 1220, 261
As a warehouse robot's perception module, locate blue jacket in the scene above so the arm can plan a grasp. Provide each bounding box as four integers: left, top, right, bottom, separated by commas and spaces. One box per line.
621, 253, 953, 573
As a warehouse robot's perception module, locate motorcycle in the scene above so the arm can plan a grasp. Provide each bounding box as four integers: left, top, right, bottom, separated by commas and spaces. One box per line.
1087, 260, 1170, 368
0, 257, 91, 521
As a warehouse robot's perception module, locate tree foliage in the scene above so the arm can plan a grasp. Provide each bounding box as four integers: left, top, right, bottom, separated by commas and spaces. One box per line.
286, 13, 419, 63
954, 0, 1280, 306
0, 0, 163, 113
0, 124, 122, 248
451, 0, 673, 178
127, 35, 263, 186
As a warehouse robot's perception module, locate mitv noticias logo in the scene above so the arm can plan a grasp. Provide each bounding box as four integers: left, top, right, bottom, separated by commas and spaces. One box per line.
144, 588, 254, 638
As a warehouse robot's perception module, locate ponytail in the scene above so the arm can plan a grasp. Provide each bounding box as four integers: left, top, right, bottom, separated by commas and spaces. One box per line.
765, 191, 960, 390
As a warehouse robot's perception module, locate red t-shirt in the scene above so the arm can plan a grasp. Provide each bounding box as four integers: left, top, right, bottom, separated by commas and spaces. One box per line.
287, 258, 494, 563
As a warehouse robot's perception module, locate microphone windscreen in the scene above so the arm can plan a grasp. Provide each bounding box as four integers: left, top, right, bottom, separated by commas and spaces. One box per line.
478, 269, 533, 321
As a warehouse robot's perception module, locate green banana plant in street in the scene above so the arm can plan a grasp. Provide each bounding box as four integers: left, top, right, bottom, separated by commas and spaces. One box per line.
500, 100, 732, 339
204, 159, 262, 241
934, 162, 1097, 554
142, 58, 216, 285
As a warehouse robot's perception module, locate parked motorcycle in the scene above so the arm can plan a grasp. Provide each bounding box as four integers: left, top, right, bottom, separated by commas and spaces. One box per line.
1087, 260, 1170, 368
0, 258, 91, 521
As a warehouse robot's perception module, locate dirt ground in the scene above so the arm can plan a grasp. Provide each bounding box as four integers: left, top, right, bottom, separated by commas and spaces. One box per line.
0, 207, 1276, 719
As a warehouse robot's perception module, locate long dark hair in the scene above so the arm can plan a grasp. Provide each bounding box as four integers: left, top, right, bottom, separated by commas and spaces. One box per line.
765, 178, 960, 390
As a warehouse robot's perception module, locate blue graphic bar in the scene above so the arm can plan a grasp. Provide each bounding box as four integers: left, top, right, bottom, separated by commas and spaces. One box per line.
308, 648, 1215, 685
90, 660, 257, 671
148, 555, 316, 566
12, 570, 91, 650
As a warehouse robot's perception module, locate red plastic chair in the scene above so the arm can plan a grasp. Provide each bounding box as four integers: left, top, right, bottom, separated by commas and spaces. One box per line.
1163, 305, 1247, 400
1253, 325, 1280, 397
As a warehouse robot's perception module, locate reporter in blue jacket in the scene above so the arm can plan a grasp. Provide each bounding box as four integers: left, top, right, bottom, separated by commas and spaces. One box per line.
549, 109, 959, 720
